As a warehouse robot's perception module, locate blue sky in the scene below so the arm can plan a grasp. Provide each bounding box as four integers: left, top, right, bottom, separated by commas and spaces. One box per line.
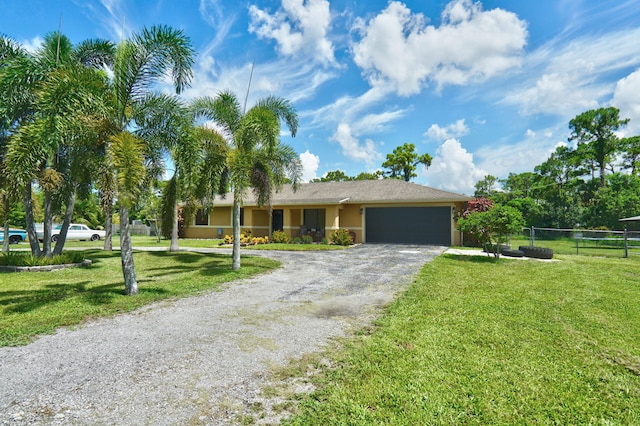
2, 0, 640, 195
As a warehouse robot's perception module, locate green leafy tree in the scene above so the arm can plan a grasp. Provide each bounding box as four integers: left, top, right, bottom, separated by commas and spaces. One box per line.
191, 91, 301, 270
533, 146, 586, 228
312, 170, 352, 182
585, 173, 640, 229
381, 143, 432, 182
569, 107, 629, 187
474, 175, 499, 198
354, 170, 384, 180
621, 135, 640, 175
457, 204, 525, 259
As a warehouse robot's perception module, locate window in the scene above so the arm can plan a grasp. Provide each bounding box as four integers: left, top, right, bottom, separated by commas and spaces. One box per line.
303, 209, 325, 231
195, 209, 208, 226
240, 208, 244, 226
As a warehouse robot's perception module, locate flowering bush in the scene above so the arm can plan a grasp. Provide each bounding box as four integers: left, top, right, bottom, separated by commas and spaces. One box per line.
220, 230, 268, 245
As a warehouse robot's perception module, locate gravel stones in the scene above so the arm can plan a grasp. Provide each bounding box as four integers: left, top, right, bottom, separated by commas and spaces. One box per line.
0, 244, 444, 425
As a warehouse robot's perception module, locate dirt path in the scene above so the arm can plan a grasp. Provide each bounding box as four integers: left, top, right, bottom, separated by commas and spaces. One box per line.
0, 244, 444, 425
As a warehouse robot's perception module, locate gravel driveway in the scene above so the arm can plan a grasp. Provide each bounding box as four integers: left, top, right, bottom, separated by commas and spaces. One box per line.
0, 244, 445, 425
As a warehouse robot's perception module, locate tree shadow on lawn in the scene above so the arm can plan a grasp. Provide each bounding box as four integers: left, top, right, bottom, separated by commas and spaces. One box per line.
441, 253, 499, 263
141, 251, 258, 277
0, 281, 127, 314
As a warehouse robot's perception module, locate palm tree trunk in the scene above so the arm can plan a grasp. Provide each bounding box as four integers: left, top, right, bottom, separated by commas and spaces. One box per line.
23, 184, 42, 257
169, 202, 179, 252
53, 190, 76, 256
120, 206, 139, 295
103, 198, 113, 251
232, 192, 241, 270
43, 191, 54, 257
2, 197, 9, 253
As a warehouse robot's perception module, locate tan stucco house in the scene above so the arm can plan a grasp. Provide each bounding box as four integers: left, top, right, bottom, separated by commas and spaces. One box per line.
183, 179, 470, 245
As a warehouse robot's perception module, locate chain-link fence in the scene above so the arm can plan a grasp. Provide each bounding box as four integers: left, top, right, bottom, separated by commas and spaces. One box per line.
515, 227, 640, 258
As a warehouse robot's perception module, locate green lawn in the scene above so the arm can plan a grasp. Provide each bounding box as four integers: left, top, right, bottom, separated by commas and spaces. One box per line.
40, 236, 224, 249
15, 236, 347, 251
0, 250, 278, 346
284, 253, 640, 424
509, 236, 640, 258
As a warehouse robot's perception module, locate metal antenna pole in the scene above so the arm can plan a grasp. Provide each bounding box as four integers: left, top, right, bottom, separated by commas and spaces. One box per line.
243, 59, 255, 114
56, 14, 62, 65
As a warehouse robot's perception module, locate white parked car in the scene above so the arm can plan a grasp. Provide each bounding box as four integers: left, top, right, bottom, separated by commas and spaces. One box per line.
51, 224, 106, 242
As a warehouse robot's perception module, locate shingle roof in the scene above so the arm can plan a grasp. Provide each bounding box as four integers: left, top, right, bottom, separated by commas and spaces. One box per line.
212, 180, 470, 206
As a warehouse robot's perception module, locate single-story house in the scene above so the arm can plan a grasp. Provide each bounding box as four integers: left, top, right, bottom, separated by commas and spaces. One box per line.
183, 179, 471, 245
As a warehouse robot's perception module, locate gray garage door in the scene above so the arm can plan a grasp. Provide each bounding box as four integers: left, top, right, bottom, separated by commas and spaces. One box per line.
365, 207, 451, 245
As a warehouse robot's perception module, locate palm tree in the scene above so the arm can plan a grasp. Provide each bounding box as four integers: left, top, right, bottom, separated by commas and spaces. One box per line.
105, 25, 194, 294
192, 91, 302, 270
160, 123, 228, 252
0, 33, 114, 257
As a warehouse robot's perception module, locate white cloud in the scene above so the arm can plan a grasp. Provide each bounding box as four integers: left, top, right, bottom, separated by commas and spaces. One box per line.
351, 0, 527, 95
19, 36, 43, 53
424, 139, 487, 195
199, 0, 235, 54
613, 69, 640, 136
249, 0, 337, 66
502, 27, 640, 116
426, 119, 470, 141
299, 150, 320, 182
474, 127, 565, 177
183, 58, 337, 105
330, 123, 383, 165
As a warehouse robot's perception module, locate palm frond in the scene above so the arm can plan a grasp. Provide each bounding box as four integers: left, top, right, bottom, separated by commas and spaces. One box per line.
5, 123, 46, 187
132, 92, 187, 152
108, 131, 147, 207
74, 38, 116, 69
237, 106, 279, 152
112, 25, 194, 128
134, 25, 195, 94
37, 31, 74, 68
191, 92, 242, 138
0, 35, 25, 62
253, 95, 298, 137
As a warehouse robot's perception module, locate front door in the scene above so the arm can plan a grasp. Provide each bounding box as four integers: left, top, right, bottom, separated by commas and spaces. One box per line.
272, 209, 284, 232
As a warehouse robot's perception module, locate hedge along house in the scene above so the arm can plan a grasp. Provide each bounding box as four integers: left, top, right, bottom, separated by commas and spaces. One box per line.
183, 179, 471, 245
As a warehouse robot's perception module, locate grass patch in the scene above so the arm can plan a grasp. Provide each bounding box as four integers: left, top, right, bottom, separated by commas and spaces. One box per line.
0, 251, 86, 266
508, 236, 638, 258
37, 236, 224, 249
0, 250, 278, 346
283, 254, 640, 424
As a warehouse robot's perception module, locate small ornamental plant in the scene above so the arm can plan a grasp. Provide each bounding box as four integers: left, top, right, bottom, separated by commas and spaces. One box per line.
330, 229, 353, 246
271, 230, 290, 244
251, 236, 269, 245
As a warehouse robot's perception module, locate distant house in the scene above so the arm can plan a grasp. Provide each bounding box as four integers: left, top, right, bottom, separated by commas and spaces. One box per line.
183, 179, 470, 245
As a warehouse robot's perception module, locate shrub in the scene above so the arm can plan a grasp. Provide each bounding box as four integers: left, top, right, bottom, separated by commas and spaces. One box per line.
292, 237, 302, 244
301, 234, 313, 244
271, 230, 290, 244
240, 230, 252, 245
251, 236, 269, 245
320, 237, 328, 245
457, 204, 525, 259
0, 251, 86, 267
330, 229, 353, 246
